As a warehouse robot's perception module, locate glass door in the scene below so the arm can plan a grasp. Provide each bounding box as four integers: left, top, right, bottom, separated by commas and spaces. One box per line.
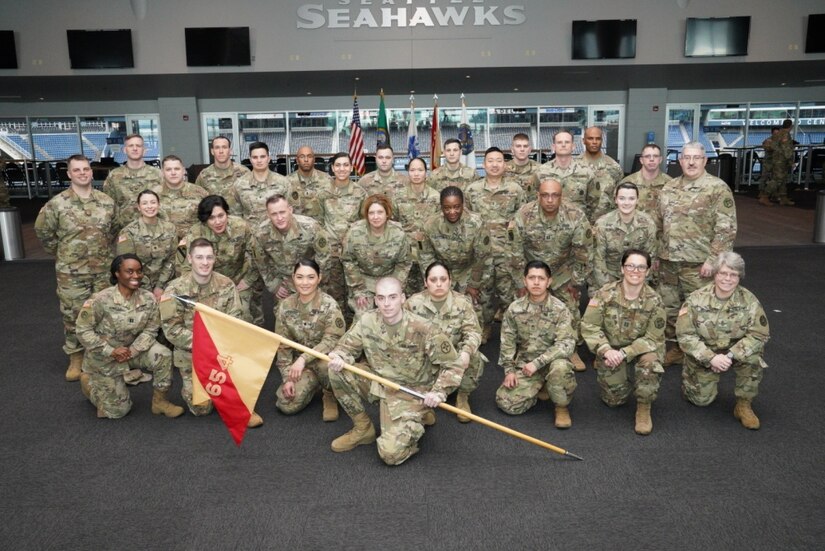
201, 113, 240, 163
126, 114, 162, 161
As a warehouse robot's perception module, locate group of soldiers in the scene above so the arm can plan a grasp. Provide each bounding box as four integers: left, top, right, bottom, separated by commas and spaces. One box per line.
34, 127, 772, 466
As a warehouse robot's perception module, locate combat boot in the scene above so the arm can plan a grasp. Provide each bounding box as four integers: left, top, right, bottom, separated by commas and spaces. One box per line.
733, 398, 760, 430
757, 194, 774, 207
778, 196, 795, 206
322, 389, 339, 422
536, 384, 550, 401
664, 346, 684, 367
331, 412, 376, 452
635, 402, 653, 435
151, 389, 184, 418
481, 325, 492, 345
571, 351, 586, 372
422, 410, 437, 426
554, 406, 572, 429
65, 351, 84, 382
247, 411, 264, 428
79, 373, 92, 400
455, 392, 472, 423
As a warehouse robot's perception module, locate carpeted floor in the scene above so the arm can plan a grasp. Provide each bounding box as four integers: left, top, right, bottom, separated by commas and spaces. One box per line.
1, 246, 823, 550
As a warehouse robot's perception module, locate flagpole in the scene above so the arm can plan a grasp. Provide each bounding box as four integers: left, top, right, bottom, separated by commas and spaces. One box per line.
194, 303, 583, 460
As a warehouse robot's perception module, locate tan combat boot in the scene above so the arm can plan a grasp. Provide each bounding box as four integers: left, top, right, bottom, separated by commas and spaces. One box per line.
455, 392, 472, 423
733, 398, 760, 430
331, 412, 376, 452
664, 346, 684, 367
757, 194, 774, 207
422, 410, 437, 426
151, 389, 184, 418
79, 373, 92, 399
247, 411, 264, 428
65, 351, 84, 381
778, 196, 795, 206
571, 351, 586, 372
635, 402, 653, 435
536, 384, 550, 401
322, 389, 339, 422
554, 406, 572, 429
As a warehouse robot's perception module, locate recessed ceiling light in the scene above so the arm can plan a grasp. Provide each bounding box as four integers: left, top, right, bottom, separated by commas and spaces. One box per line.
465, 75, 471, 79
354, 77, 360, 81
513, 88, 519, 91
306, 91, 312, 95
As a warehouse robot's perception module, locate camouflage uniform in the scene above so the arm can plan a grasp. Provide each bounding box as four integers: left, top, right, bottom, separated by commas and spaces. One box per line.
341, 220, 411, 312
179, 215, 258, 323
358, 169, 409, 200
231, 170, 290, 228
533, 158, 598, 220
194, 162, 249, 211
116, 218, 178, 291
464, 177, 525, 328
76, 286, 172, 418
286, 168, 332, 221
152, 182, 208, 240
591, 210, 658, 290
659, 172, 737, 342
511, 201, 593, 328
618, 170, 672, 241
496, 294, 577, 414
328, 309, 464, 465
405, 290, 486, 395
274, 291, 346, 414
581, 281, 665, 406
763, 128, 794, 200
393, 182, 441, 295
676, 285, 770, 406
250, 214, 332, 313
577, 153, 624, 223
505, 159, 541, 199
34, 188, 115, 355
160, 272, 241, 415
103, 164, 163, 232
427, 164, 478, 192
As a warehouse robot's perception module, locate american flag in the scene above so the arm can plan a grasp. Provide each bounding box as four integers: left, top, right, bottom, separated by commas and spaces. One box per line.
349, 95, 366, 176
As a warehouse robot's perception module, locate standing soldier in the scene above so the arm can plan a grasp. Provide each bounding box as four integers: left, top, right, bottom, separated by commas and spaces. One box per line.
534, 130, 599, 220
578, 126, 624, 223
428, 138, 478, 192
659, 142, 737, 366
512, 178, 593, 371
152, 155, 208, 240
581, 249, 665, 435
103, 134, 163, 232
505, 132, 541, 198
195, 136, 249, 210
358, 144, 409, 199
286, 145, 332, 221
35, 154, 115, 381
231, 141, 289, 228
762, 119, 796, 206
618, 143, 671, 241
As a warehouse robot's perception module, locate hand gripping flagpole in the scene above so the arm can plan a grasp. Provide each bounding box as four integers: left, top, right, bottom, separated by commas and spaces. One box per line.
179, 299, 583, 460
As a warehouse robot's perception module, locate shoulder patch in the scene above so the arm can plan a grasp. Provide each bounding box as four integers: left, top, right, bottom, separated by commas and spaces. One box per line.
317, 236, 328, 249
585, 228, 593, 239
723, 198, 733, 209
335, 317, 345, 329
82, 299, 93, 308
677, 306, 687, 317
291, 191, 300, 200
440, 341, 452, 354
483, 235, 490, 245
654, 318, 665, 329
759, 315, 767, 326
587, 298, 599, 307
117, 235, 128, 243
160, 294, 173, 303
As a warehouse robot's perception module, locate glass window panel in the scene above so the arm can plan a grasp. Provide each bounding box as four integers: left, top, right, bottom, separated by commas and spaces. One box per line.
30, 117, 82, 161
239, 113, 286, 160
538, 107, 587, 153
288, 111, 337, 156
80, 116, 125, 162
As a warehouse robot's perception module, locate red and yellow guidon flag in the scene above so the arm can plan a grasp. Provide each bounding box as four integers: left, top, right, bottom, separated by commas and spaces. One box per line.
192, 303, 280, 446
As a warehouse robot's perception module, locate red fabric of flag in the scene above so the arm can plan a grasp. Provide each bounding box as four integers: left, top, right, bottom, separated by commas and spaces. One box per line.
349, 96, 366, 176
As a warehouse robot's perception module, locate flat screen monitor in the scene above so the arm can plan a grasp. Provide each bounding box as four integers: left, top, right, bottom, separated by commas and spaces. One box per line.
805, 14, 825, 53
0, 31, 17, 69
572, 19, 637, 60
185, 27, 251, 67
67, 29, 134, 69
684, 16, 750, 57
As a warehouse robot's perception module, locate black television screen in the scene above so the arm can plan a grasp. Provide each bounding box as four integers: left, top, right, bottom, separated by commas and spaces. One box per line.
572, 19, 637, 60
0, 31, 18, 69
67, 29, 134, 69
185, 27, 251, 67
684, 17, 750, 57
805, 14, 825, 53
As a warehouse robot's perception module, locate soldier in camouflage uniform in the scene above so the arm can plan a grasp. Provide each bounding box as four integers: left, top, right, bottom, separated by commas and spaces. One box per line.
35, 155, 115, 381
103, 134, 163, 232
116, 189, 178, 299
250, 195, 332, 317
618, 143, 671, 242
393, 157, 440, 296
428, 138, 478, 192
534, 130, 599, 220
327, 277, 465, 465
76, 254, 183, 419
179, 195, 259, 323
762, 119, 795, 206
231, 141, 290, 228
318, 153, 368, 315
581, 249, 665, 435
405, 262, 485, 422
342, 194, 411, 316
496, 261, 577, 428
757, 127, 779, 205
286, 146, 332, 221
676, 252, 769, 430
505, 133, 542, 199
578, 126, 624, 223
194, 136, 249, 211
274, 259, 346, 420
160, 238, 263, 425
591, 183, 658, 291
659, 142, 737, 366
152, 155, 208, 240
464, 147, 525, 337
358, 144, 409, 199
511, 178, 592, 371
